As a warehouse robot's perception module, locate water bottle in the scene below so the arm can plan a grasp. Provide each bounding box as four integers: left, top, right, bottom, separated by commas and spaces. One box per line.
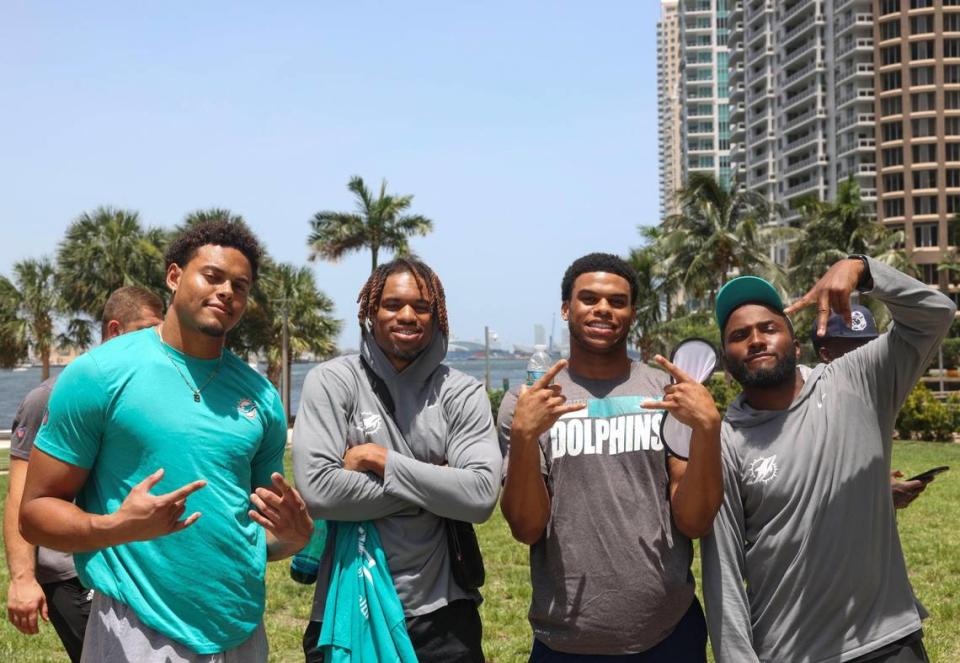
289, 520, 328, 584
526, 345, 553, 386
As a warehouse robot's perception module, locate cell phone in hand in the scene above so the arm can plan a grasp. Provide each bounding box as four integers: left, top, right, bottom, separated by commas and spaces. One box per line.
906, 466, 949, 483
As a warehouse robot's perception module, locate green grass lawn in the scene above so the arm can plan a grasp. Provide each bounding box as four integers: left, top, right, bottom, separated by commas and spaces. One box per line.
0, 442, 958, 662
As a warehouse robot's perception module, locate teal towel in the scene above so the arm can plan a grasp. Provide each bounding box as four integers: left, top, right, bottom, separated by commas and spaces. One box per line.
319, 522, 418, 663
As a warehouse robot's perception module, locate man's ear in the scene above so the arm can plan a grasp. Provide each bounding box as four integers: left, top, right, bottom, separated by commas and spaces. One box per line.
166, 263, 182, 295
560, 300, 570, 321
794, 338, 802, 360
817, 346, 832, 363
103, 319, 123, 341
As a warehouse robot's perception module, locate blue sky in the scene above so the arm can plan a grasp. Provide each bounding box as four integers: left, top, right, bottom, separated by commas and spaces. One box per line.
0, 1, 661, 351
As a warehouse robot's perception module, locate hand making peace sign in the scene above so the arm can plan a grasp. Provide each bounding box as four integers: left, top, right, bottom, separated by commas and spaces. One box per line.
511, 360, 586, 441
641, 355, 720, 433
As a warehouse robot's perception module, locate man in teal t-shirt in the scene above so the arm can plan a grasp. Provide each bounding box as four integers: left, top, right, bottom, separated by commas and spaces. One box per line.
20, 220, 314, 661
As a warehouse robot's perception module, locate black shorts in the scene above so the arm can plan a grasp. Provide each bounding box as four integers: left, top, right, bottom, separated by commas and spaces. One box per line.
529, 597, 707, 663
303, 598, 484, 663
40, 577, 92, 663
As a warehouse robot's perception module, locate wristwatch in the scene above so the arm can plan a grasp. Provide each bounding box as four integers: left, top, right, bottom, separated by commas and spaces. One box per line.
848, 254, 874, 292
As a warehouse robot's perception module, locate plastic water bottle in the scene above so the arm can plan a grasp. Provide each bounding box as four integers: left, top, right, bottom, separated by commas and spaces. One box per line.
289, 520, 328, 584
526, 345, 552, 386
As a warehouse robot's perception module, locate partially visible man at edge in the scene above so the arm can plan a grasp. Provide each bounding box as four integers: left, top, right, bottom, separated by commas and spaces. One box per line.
498, 252, 724, 662
4, 286, 163, 663
293, 258, 501, 662
812, 304, 931, 511
19, 220, 314, 662
702, 256, 955, 662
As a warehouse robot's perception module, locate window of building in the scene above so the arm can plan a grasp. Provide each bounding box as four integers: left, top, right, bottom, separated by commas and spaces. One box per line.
880, 0, 901, 12
950, 218, 960, 245
946, 0, 960, 6
880, 20, 901, 41
888, 224, 906, 249
947, 65, 960, 84
913, 169, 938, 189
947, 90, 960, 109
946, 13, 960, 32
882, 71, 902, 91
881, 97, 903, 116
948, 195, 960, 213
911, 66, 936, 86
916, 224, 939, 248
913, 196, 939, 216
884, 172, 905, 191
913, 143, 938, 162
883, 121, 904, 141
881, 45, 902, 66
948, 169, 960, 187
911, 117, 936, 137
911, 15, 934, 35
913, 91, 937, 111
947, 143, 960, 161
948, 118, 960, 136
884, 198, 905, 217
883, 147, 904, 166
910, 0, 933, 8
911, 40, 935, 61
946, 39, 960, 58
920, 263, 939, 285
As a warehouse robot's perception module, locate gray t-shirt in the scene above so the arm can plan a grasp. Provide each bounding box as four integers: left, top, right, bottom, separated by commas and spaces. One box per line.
10, 377, 78, 584
497, 363, 695, 655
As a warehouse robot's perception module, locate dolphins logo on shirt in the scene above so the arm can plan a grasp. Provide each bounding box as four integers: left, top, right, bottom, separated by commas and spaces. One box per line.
747, 455, 778, 484
237, 399, 258, 419
359, 412, 382, 434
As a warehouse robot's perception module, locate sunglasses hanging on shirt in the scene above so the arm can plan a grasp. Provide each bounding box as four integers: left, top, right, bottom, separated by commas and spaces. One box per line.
659, 337, 718, 460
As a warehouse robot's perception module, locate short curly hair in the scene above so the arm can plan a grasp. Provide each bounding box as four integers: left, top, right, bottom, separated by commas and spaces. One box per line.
561, 252, 638, 304
165, 219, 263, 281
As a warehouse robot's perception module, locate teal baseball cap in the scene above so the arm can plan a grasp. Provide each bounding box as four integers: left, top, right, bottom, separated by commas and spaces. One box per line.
715, 275, 785, 333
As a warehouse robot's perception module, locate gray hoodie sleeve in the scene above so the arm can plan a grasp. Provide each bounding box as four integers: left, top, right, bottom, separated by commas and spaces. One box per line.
830, 257, 957, 437
382, 380, 502, 523
292, 365, 414, 521
701, 437, 760, 663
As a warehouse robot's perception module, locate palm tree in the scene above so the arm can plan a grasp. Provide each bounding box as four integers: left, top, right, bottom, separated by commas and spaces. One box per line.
788, 178, 909, 291
0, 258, 60, 380
308, 176, 433, 273
659, 172, 782, 305
236, 260, 341, 408
628, 229, 669, 359
57, 206, 167, 319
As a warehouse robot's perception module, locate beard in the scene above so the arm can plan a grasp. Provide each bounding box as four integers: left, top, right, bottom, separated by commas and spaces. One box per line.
726, 350, 797, 389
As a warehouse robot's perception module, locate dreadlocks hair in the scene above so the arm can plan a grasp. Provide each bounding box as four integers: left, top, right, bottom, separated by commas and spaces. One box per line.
357, 258, 449, 336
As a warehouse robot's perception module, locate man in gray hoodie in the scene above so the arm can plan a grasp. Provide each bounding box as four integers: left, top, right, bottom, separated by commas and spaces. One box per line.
292, 258, 501, 663
702, 257, 956, 663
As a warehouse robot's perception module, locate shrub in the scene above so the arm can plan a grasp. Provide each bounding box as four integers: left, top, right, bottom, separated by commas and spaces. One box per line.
941, 338, 960, 369
488, 388, 506, 421
707, 373, 741, 415
896, 383, 956, 441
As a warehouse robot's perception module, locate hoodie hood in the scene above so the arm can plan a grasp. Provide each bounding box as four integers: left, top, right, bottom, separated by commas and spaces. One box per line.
724, 364, 824, 427
360, 324, 448, 388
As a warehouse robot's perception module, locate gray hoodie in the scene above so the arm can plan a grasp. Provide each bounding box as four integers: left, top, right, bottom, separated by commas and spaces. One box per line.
702, 258, 956, 663
292, 329, 502, 619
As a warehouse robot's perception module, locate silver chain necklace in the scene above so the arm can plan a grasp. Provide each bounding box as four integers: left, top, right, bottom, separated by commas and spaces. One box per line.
157, 326, 223, 403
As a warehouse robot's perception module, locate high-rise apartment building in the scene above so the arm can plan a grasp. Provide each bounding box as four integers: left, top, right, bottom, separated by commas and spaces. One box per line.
658, 0, 684, 218
875, 0, 960, 297
678, 0, 732, 188
727, 0, 877, 224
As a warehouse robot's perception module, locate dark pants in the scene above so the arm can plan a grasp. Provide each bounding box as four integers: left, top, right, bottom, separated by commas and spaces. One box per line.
529, 597, 707, 663
303, 598, 484, 663
40, 578, 92, 663
850, 630, 929, 663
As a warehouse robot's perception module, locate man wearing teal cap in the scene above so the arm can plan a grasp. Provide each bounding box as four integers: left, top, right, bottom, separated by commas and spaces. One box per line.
701, 257, 955, 663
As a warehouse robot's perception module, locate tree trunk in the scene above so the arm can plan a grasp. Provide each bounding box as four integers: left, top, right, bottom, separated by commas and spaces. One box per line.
41, 349, 50, 382
370, 244, 379, 274
267, 359, 281, 392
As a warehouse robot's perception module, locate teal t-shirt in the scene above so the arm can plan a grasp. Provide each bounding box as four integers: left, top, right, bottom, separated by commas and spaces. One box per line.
35, 327, 287, 654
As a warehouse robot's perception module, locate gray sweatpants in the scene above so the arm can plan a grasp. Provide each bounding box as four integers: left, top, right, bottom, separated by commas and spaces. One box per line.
80, 593, 268, 663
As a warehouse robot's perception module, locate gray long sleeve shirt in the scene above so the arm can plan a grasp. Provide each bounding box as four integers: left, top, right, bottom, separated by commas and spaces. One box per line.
701, 258, 956, 663
292, 329, 502, 619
